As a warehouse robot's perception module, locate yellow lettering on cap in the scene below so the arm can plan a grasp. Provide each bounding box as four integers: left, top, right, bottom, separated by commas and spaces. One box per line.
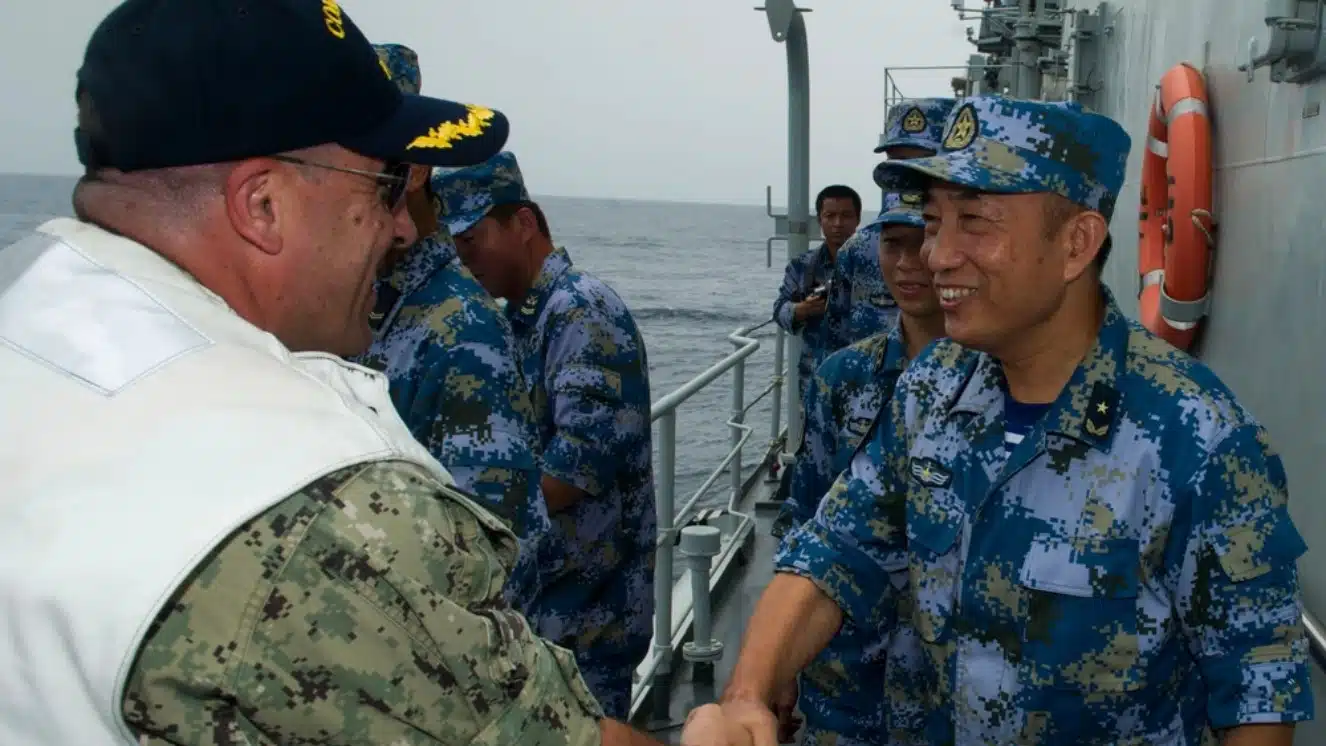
379, 57, 391, 79
322, 0, 346, 39
407, 105, 496, 150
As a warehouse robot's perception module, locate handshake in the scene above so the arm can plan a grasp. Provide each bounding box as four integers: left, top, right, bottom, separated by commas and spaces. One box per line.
678, 701, 781, 746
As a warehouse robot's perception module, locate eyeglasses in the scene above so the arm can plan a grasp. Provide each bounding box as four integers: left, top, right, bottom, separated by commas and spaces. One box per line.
273, 155, 411, 211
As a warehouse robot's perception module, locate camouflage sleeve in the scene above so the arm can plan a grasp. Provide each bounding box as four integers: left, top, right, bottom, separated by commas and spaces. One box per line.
1173, 423, 1314, 728
402, 305, 546, 532
776, 358, 838, 538
540, 302, 648, 499
773, 395, 908, 631
121, 461, 603, 746
773, 255, 807, 332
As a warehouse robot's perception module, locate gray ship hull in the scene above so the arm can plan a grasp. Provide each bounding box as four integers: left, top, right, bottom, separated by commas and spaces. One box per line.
1060, 2, 1326, 738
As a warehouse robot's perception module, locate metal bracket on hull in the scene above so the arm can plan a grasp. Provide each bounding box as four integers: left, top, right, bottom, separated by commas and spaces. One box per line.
946, 0, 1118, 104
757, 0, 810, 42
763, 185, 821, 269
1054, 4, 1112, 108
1238, 0, 1326, 84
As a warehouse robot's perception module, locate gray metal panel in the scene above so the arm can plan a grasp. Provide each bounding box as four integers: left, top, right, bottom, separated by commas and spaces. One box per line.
1065, 0, 1326, 739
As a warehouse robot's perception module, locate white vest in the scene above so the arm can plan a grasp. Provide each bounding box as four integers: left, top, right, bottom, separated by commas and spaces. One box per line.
0, 219, 463, 745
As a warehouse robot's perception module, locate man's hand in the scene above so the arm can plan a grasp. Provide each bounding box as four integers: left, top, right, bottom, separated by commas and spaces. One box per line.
680, 702, 779, 746
770, 680, 801, 744
680, 705, 731, 746
793, 296, 827, 322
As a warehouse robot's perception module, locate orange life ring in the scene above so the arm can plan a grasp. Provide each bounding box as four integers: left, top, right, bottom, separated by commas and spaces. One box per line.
1137, 62, 1215, 350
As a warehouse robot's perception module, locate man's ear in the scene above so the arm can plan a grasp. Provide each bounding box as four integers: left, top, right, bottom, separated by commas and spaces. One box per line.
226, 159, 285, 257
1061, 207, 1108, 283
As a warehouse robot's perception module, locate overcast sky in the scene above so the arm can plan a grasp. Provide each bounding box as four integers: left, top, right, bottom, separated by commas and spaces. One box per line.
0, 1, 973, 205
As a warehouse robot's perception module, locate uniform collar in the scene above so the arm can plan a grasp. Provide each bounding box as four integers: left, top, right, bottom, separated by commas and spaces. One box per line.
880, 317, 912, 374
367, 229, 458, 334
508, 246, 573, 330
945, 286, 1126, 451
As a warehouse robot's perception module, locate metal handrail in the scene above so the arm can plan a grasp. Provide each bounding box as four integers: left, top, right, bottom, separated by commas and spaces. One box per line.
640, 319, 783, 714
1304, 611, 1326, 660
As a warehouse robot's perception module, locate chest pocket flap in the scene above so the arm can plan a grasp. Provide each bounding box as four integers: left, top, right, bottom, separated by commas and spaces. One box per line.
1019, 535, 1140, 599
905, 493, 965, 643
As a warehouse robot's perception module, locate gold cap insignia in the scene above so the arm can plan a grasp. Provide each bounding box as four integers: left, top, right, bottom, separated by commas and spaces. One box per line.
942, 104, 978, 151
901, 107, 927, 134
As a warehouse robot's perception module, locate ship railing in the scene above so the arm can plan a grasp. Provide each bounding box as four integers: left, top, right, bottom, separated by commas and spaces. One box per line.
1304, 609, 1326, 666
630, 318, 790, 719
880, 62, 1016, 115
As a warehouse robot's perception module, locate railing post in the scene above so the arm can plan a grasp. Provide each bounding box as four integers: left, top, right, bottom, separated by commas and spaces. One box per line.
680, 525, 724, 701
648, 410, 676, 721
730, 357, 746, 504
770, 328, 784, 443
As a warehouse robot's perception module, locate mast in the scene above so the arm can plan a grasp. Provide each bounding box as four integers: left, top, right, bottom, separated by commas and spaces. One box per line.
760, 0, 812, 452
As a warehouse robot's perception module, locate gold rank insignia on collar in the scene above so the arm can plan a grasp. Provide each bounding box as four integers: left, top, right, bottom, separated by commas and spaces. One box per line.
520, 293, 539, 316
1083, 382, 1120, 440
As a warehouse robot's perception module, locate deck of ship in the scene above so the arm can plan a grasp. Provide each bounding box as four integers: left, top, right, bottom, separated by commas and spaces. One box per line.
631, 448, 783, 743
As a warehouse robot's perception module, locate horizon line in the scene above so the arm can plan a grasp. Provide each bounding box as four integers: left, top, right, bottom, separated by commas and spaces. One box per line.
0, 171, 774, 209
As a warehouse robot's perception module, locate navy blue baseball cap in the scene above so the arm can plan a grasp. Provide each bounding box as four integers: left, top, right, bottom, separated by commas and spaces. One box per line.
75, 0, 509, 172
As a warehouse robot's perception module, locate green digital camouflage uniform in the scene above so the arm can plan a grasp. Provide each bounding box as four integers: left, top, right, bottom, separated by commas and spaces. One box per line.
120, 461, 604, 745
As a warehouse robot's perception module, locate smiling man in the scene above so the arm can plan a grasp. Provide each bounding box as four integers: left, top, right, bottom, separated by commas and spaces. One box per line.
708, 96, 1313, 746
771, 169, 945, 746
831, 97, 956, 349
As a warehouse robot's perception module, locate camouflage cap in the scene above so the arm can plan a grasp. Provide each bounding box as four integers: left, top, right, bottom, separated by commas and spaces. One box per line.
867, 168, 926, 229
373, 43, 421, 95
874, 97, 956, 155
432, 151, 531, 235
876, 95, 1132, 218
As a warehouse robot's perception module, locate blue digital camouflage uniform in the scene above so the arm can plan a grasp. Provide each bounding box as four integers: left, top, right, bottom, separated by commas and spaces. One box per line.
353, 43, 552, 616
832, 97, 955, 347
783, 96, 1314, 745
773, 183, 927, 746
772, 243, 852, 402
777, 181, 929, 538
436, 152, 656, 720
831, 219, 891, 349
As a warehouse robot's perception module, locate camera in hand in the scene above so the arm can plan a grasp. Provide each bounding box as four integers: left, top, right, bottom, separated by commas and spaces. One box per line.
808, 281, 831, 299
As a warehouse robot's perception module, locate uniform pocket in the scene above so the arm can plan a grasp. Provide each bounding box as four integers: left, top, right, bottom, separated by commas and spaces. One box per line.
1017, 534, 1144, 694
